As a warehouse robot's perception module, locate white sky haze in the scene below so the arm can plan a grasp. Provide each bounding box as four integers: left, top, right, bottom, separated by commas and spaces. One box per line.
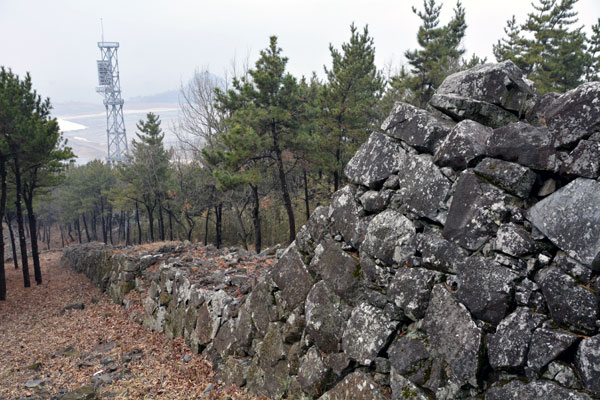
1, 0, 599, 104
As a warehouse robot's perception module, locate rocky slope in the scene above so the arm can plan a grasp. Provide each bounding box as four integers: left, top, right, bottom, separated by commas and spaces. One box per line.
64, 61, 600, 399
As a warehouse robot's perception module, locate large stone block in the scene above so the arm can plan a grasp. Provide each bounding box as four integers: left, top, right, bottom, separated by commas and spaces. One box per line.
486, 122, 558, 171
361, 209, 416, 265
434, 119, 492, 169
457, 257, 519, 325
536, 266, 598, 334
546, 82, 600, 148
305, 281, 346, 353
345, 131, 406, 189
423, 285, 483, 388
342, 302, 397, 365
528, 178, 600, 268
443, 172, 517, 251
392, 153, 452, 223
381, 102, 451, 153
270, 243, 314, 310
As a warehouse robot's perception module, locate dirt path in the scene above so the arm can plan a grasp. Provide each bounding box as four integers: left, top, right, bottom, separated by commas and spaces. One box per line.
0, 252, 259, 400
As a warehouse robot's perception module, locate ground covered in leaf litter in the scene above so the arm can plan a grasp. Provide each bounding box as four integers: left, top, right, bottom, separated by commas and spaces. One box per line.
0, 250, 265, 400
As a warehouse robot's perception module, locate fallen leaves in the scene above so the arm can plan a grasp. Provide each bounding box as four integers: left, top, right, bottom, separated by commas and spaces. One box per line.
0, 250, 265, 400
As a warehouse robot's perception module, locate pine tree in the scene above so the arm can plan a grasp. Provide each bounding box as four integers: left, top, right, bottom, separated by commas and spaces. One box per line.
320, 23, 384, 192
494, 0, 589, 93
585, 19, 600, 81
120, 112, 171, 242
403, 0, 467, 107
210, 36, 307, 246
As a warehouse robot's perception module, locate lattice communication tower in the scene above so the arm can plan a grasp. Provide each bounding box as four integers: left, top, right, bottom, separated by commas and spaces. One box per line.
96, 39, 129, 164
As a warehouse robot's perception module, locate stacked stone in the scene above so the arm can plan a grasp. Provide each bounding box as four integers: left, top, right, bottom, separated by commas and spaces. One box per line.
213, 61, 600, 399
63, 61, 600, 399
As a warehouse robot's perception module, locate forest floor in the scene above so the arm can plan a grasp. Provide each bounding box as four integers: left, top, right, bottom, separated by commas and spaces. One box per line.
0, 251, 264, 400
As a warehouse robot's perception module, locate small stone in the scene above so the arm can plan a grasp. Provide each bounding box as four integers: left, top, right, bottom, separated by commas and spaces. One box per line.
434, 119, 492, 170
360, 209, 416, 266
493, 223, 537, 257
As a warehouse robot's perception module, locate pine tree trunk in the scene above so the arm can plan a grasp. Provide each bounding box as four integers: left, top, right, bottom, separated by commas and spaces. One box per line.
167, 206, 173, 241
13, 158, 30, 288
215, 203, 222, 249
108, 208, 114, 245
82, 214, 91, 242
75, 218, 82, 244
145, 200, 155, 242
100, 198, 107, 244
303, 169, 310, 221
0, 159, 8, 300
273, 140, 296, 244
67, 223, 74, 242
6, 215, 19, 270
24, 196, 42, 285
125, 211, 131, 246
60, 226, 65, 248
135, 201, 142, 245
157, 198, 165, 241
204, 208, 210, 246
251, 184, 261, 254
46, 224, 51, 250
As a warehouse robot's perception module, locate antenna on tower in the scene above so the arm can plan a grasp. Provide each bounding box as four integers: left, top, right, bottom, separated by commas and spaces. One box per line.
95, 26, 129, 164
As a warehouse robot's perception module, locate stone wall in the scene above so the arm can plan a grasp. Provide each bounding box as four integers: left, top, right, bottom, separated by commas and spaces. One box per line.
64, 61, 600, 399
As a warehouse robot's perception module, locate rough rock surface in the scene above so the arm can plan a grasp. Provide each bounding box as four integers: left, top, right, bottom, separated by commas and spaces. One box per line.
434, 119, 492, 169
64, 61, 600, 400
382, 102, 451, 153
528, 178, 600, 268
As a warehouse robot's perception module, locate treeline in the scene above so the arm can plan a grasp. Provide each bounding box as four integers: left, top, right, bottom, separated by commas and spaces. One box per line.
1, 0, 599, 301
0, 68, 74, 300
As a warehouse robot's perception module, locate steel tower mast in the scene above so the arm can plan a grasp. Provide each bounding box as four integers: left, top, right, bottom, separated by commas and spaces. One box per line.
96, 25, 128, 164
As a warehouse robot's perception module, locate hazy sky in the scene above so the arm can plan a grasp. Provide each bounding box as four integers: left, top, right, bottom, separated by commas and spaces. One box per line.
1, 0, 599, 104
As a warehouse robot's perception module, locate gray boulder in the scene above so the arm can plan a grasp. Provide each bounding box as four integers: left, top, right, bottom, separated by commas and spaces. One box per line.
434, 61, 533, 112
309, 237, 360, 302
382, 101, 451, 153
361, 209, 416, 265
296, 205, 330, 256
329, 185, 361, 247
423, 285, 483, 387
560, 139, 600, 178
305, 281, 346, 353
392, 153, 452, 223
536, 266, 598, 334
434, 119, 492, 169
360, 190, 392, 213
430, 61, 534, 128
486, 379, 592, 400
388, 335, 431, 380
553, 254, 591, 284
270, 243, 314, 310
546, 82, 600, 148
474, 157, 537, 198
318, 371, 385, 400
298, 346, 332, 397
528, 178, 600, 268
387, 267, 440, 321
390, 370, 430, 400
527, 328, 579, 372
431, 93, 519, 128
487, 307, 545, 370
486, 122, 558, 171
417, 229, 468, 274
457, 257, 519, 325
493, 223, 538, 257
345, 131, 406, 189
342, 302, 398, 365
576, 334, 600, 394
443, 172, 517, 251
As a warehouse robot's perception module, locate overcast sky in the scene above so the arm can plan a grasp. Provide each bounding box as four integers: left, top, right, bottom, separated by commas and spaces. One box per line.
1, 0, 599, 104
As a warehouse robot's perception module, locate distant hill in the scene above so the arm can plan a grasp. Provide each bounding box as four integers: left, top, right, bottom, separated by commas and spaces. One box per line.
128, 90, 180, 104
